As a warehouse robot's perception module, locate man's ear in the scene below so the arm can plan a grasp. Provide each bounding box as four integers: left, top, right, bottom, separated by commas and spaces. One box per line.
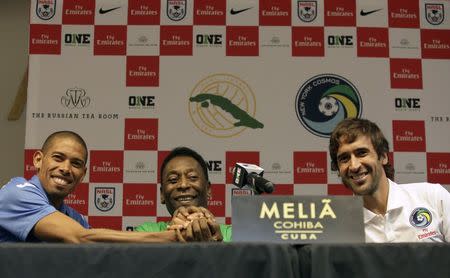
160, 185, 165, 204
32, 150, 44, 171
380, 152, 388, 166
207, 181, 211, 199
80, 166, 87, 182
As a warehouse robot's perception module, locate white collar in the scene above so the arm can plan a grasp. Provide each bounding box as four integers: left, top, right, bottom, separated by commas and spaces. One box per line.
363, 179, 403, 223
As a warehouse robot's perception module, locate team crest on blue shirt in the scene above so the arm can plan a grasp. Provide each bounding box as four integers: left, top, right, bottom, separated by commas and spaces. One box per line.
409, 207, 432, 228
95, 187, 115, 212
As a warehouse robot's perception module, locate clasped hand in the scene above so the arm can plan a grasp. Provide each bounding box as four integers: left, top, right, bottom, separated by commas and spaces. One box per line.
168, 206, 223, 242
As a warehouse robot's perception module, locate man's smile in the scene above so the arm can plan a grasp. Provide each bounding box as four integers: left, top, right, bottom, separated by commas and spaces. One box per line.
349, 172, 368, 184
174, 194, 197, 204
51, 175, 72, 186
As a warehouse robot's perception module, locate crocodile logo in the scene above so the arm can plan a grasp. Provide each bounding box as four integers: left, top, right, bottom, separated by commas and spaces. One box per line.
189, 74, 263, 138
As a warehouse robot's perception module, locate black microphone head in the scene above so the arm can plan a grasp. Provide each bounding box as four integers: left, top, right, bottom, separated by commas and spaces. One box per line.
263, 181, 274, 193
233, 163, 275, 194
233, 163, 264, 188
250, 174, 275, 194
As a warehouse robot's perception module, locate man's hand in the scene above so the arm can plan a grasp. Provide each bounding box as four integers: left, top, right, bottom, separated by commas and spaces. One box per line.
168, 206, 223, 242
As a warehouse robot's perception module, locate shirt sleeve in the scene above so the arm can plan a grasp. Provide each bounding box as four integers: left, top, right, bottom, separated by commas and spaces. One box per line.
0, 180, 56, 241
61, 205, 90, 229
135, 221, 167, 232
220, 224, 233, 242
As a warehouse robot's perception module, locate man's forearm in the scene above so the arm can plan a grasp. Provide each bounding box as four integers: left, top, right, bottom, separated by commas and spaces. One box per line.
77, 229, 178, 243
34, 211, 180, 243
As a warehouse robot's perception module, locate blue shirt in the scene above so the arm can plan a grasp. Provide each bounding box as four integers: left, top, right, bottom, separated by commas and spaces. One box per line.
0, 175, 89, 242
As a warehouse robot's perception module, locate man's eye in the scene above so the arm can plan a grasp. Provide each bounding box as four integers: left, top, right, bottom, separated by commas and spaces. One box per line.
338, 156, 348, 163
72, 161, 83, 168
356, 150, 368, 157
168, 178, 178, 184
53, 155, 63, 162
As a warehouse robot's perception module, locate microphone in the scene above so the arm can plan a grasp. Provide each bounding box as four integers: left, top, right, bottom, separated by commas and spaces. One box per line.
232, 163, 275, 194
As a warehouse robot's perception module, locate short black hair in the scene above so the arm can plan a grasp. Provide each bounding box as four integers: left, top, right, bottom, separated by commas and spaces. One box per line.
160, 147, 209, 185
41, 131, 88, 162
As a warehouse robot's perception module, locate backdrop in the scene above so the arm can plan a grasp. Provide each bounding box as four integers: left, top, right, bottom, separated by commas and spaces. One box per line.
25, 0, 450, 230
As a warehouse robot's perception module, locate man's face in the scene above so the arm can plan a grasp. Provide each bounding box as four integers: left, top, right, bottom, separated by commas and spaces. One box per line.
160, 156, 210, 215
336, 135, 387, 196
33, 137, 87, 203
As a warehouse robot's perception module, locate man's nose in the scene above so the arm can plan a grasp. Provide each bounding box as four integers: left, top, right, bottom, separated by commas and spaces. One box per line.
349, 156, 361, 171
177, 176, 190, 189
59, 160, 71, 174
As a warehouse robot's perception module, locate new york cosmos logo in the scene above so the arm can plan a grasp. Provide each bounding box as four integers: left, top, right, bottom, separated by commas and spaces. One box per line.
409, 207, 432, 228
295, 74, 362, 137
189, 74, 264, 138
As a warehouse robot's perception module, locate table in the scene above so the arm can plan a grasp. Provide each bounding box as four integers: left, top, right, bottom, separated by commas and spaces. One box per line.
296, 243, 450, 278
0, 243, 299, 278
0, 243, 449, 278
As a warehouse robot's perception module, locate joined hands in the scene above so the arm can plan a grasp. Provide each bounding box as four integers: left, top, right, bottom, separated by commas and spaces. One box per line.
168, 206, 223, 242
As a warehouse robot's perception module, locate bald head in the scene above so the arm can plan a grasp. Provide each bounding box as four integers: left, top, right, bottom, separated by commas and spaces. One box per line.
41, 131, 88, 162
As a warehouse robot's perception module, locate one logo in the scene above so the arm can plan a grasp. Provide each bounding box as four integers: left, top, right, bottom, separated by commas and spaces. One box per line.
95, 187, 115, 212
99, 6, 121, 14
128, 96, 155, 109
189, 74, 263, 138
297, 1, 317, 22
64, 33, 91, 46
425, 4, 444, 25
394, 98, 420, 111
409, 207, 432, 228
207, 160, 223, 172
360, 8, 382, 16
230, 7, 252, 15
61, 87, 91, 109
167, 0, 187, 21
36, 0, 56, 20
295, 74, 362, 137
196, 34, 223, 46
327, 35, 353, 47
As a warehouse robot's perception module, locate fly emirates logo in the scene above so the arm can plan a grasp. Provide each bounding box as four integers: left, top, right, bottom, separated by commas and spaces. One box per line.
395, 130, 423, 142
97, 34, 124, 46
430, 163, 450, 175
296, 162, 325, 174
92, 161, 121, 173
127, 129, 155, 141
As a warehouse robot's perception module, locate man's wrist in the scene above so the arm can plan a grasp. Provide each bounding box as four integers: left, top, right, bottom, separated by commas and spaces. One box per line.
143, 230, 178, 242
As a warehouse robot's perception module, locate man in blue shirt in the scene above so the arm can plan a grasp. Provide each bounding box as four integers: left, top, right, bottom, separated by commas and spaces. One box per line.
0, 131, 217, 243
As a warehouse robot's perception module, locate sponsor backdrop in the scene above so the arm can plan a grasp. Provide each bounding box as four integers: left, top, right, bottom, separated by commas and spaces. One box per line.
26, 0, 450, 230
